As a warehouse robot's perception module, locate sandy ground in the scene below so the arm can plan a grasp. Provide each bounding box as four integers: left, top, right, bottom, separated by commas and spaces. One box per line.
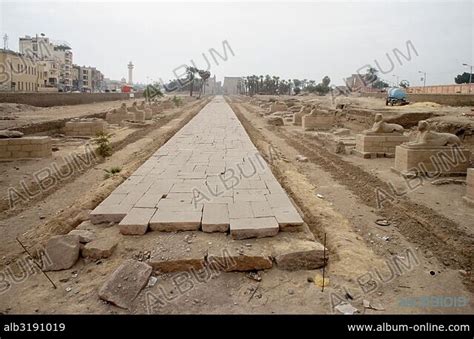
0, 94, 472, 314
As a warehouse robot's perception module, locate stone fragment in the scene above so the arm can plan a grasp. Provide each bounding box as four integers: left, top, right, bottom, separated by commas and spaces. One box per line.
207, 246, 272, 272
82, 237, 118, 259
68, 230, 96, 243
98, 260, 152, 309
273, 239, 326, 270
43, 235, 80, 271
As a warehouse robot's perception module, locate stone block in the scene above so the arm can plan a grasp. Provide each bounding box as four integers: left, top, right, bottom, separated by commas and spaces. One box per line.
302, 114, 334, 131
202, 203, 229, 233
230, 217, 279, 240
273, 239, 326, 270
207, 246, 272, 272
355, 133, 408, 157
394, 145, 471, 176
149, 247, 206, 273
118, 207, 156, 235
89, 204, 131, 224
149, 210, 202, 231
43, 235, 80, 271
82, 236, 119, 259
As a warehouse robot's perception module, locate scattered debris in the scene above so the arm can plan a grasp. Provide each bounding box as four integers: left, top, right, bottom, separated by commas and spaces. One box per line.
146, 276, 158, 288
246, 271, 262, 282
375, 219, 391, 227
296, 155, 308, 162
363, 299, 385, 311
335, 302, 359, 315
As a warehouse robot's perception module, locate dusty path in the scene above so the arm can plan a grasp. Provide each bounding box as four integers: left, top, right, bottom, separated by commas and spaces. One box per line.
226, 97, 473, 314
0, 97, 210, 268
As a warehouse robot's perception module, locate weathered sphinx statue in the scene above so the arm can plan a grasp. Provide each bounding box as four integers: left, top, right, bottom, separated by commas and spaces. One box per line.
364, 113, 404, 134
128, 101, 143, 113
405, 120, 461, 147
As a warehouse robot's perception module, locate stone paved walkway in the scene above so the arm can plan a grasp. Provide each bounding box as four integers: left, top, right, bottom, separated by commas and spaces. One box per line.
90, 96, 303, 239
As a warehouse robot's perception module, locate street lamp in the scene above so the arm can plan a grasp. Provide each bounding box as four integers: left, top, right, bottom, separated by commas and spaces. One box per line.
392, 74, 399, 87
462, 63, 472, 93
418, 71, 426, 89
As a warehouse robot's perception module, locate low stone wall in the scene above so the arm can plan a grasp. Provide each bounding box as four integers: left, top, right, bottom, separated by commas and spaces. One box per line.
393, 145, 471, 175
0, 92, 143, 107
360, 92, 474, 107
63, 119, 106, 136
0, 136, 52, 159
463, 168, 474, 206
302, 115, 335, 131
354, 133, 408, 158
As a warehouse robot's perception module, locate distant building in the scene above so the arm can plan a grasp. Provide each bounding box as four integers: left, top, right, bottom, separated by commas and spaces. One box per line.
223, 76, 242, 95
205, 75, 222, 95
72, 65, 104, 92
0, 49, 46, 92
103, 78, 123, 92
19, 35, 73, 90
345, 74, 367, 92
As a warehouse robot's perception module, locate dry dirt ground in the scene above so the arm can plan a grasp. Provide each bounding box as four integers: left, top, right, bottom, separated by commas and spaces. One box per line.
0, 94, 472, 314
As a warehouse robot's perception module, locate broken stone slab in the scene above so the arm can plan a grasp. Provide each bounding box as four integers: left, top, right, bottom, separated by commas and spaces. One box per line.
43, 235, 80, 271
207, 245, 273, 272
118, 207, 156, 235
82, 237, 119, 259
149, 247, 206, 273
68, 229, 96, 243
98, 259, 152, 309
230, 217, 279, 240
272, 238, 326, 270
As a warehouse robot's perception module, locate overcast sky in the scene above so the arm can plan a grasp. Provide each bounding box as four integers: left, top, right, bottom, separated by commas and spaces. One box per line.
1, 1, 472, 86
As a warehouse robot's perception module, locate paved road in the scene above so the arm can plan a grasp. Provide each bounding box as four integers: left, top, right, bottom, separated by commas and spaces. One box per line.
91, 96, 303, 239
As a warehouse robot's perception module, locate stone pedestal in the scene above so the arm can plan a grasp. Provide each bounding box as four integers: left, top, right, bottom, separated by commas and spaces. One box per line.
292, 110, 306, 126
463, 168, 474, 206
106, 111, 128, 124
269, 102, 288, 113
354, 133, 408, 158
133, 111, 145, 123
0, 136, 52, 159
302, 114, 334, 131
64, 119, 106, 136
393, 144, 471, 176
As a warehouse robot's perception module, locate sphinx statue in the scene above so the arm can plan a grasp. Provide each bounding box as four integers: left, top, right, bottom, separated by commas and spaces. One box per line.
293, 104, 313, 126
364, 113, 404, 134
128, 101, 143, 113
405, 120, 461, 147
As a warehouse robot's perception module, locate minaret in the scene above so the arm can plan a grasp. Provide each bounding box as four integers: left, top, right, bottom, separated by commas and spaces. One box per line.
127, 61, 134, 85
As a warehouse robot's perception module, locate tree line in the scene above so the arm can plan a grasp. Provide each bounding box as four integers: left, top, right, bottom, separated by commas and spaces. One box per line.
238, 75, 333, 96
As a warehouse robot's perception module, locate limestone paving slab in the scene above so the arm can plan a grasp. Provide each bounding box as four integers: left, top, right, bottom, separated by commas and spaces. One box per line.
90, 97, 304, 238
